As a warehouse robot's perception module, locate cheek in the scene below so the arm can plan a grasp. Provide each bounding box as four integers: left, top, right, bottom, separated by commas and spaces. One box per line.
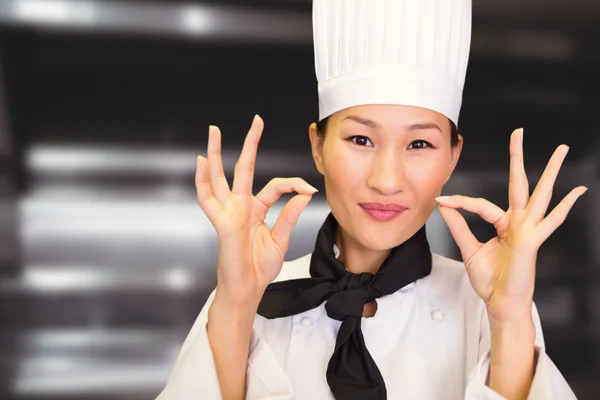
322, 142, 366, 190
405, 155, 451, 197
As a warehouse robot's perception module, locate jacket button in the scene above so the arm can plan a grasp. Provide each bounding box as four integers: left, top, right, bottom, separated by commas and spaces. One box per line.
300, 317, 313, 328
431, 309, 444, 321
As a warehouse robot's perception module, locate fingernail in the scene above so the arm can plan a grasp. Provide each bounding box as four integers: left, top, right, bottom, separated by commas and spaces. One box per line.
305, 183, 319, 193
580, 186, 588, 195
435, 196, 449, 203
518, 128, 524, 143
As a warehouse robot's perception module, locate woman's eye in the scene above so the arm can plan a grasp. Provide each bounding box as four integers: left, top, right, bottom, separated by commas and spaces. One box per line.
348, 136, 373, 147
408, 140, 433, 150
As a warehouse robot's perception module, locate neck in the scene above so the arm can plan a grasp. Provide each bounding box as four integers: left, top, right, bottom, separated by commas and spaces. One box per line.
335, 227, 391, 275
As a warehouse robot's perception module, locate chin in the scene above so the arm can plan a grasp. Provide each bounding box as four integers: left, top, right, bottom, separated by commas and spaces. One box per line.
358, 235, 400, 251
352, 223, 411, 251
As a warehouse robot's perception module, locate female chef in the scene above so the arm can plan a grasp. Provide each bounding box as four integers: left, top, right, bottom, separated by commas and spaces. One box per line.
158, 1, 582, 399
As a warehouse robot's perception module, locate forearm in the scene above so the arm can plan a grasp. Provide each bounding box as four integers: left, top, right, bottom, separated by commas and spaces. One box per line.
488, 316, 536, 400
207, 291, 260, 400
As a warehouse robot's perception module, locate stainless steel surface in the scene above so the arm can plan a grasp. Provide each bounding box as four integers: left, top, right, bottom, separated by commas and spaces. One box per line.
0, 0, 599, 63
26, 144, 318, 181
9, 328, 180, 397
0, 1, 599, 399
0, 47, 10, 157
0, 0, 312, 44
0, 194, 332, 398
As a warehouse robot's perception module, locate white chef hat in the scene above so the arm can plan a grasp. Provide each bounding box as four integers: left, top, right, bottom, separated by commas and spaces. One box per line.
313, 0, 472, 126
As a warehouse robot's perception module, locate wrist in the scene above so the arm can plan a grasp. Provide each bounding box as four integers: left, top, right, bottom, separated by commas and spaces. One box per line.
210, 289, 261, 322
489, 316, 535, 335
487, 299, 534, 330
489, 315, 536, 369
488, 308, 536, 339
214, 274, 267, 305
487, 315, 536, 399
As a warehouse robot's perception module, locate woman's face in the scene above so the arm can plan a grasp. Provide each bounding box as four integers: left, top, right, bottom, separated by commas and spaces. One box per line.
309, 104, 463, 251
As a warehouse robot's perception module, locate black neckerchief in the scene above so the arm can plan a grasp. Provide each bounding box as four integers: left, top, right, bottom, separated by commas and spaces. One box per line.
257, 212, 432, 400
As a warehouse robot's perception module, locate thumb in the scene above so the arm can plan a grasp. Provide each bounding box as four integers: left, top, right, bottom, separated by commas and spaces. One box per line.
271, 194, 313, 253
438, 205, 481, 261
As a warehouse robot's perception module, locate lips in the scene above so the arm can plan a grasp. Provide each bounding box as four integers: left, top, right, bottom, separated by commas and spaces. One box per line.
360, 203, 406, 211
359, 203, 407, 222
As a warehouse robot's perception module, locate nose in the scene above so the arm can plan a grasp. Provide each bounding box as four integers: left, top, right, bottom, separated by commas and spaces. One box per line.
366, 149, 406, 195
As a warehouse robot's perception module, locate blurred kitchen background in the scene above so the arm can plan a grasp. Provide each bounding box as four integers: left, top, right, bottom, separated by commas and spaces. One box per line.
0, 0, 598, 398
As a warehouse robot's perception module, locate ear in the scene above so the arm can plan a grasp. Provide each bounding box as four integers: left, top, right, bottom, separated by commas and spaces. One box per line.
309, 122, 325, 176
445, 133, 463, 184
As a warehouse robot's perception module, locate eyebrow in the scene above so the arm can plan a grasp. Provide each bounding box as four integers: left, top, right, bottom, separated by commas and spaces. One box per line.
342, 115, 442, 133
342, 115, 382, 129
406, 122, 443, 133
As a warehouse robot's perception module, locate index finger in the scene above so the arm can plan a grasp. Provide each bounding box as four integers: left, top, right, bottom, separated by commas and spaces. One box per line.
232, 115, 264, 195
508, 128, 530, 210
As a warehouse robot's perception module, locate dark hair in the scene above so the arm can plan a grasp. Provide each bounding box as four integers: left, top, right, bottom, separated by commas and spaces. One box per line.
315, 116, 460, 147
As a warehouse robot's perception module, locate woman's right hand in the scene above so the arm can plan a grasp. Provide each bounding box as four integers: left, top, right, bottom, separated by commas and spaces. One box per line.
195, 115, 318, 308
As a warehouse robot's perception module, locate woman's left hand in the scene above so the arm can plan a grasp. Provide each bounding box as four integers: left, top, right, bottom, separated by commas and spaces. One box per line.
435, 128, 587, 324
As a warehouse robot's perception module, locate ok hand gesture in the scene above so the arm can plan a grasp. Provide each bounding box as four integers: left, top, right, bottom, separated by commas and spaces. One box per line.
436, 128, 587, 323
196, 115, 318, 307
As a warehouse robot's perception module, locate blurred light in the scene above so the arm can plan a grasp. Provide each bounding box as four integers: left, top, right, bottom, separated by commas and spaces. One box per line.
23, 328, 182, 351
20, 354, 80, 373
27, 145, 196, 176
179, 5, 213, 34
0, 0, 311, 43
8, 266, 200, 293
21, 267, 110, 293
20, 199, 213, 239
163, 265, 194, 292
26, 145, 316, 178
13, 0, 96, 26
16, 357, 171, 395
14, 329, 183, 395
29, 329, 114, 349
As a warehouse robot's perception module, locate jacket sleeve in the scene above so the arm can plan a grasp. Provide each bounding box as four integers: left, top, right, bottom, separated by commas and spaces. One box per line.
156, 289, 295, 400
464, 302, 578, 399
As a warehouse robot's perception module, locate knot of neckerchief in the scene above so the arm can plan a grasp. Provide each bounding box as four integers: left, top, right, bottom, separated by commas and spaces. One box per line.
257, 212, 432, 400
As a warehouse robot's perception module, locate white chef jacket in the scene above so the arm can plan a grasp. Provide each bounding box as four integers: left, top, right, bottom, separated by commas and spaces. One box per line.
157, 252, 577, 399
